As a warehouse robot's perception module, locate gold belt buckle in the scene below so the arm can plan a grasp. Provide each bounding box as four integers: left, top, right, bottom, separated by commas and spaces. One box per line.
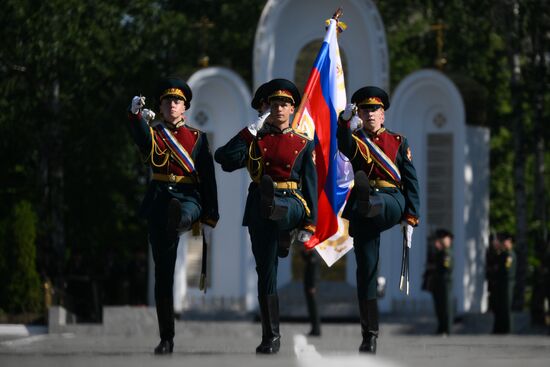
169, 173, 177, 183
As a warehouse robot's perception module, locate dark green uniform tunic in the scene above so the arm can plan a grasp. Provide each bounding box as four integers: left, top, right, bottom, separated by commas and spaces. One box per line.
215, 123, 317, 296
128, 111, 219, 341
423, 244, 453, 334
337, 124, 420, 301
492, 249, 516, 334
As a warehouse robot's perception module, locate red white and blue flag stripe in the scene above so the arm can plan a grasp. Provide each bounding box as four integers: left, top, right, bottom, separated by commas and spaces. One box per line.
292, 19, 352, 251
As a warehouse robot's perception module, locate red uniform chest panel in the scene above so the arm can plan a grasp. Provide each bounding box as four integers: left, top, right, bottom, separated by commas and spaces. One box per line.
152, 126, 200, 176
363, 130, 402, 180
257, 133, 308, 180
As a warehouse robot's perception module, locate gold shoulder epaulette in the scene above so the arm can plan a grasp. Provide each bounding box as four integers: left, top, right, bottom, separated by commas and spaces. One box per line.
293, 130, 312, 141
386, 129, 406, 140
185, 124, 203, 135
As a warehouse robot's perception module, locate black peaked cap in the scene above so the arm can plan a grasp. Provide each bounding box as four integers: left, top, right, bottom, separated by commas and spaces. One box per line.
351, 86, 390, 110
157, 76, 193, 109
265, 78, 301, 106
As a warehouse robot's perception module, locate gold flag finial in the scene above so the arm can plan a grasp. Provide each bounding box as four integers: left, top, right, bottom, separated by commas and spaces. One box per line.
327, 8, 347, 33
332, 7, 343, 21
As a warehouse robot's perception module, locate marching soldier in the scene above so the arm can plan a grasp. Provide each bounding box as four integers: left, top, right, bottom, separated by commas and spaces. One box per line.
215, 79, 317, 354
423, 229, 454, 335
336, 86, 420, 353
492, 233, 516, 334
127, 77, 219, 354
252, 81, 321, 336
248, 81, 293, 258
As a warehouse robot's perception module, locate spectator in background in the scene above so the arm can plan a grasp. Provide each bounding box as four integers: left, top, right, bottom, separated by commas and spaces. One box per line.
422, 229, 454, 335
492, 233, 516, 334
485, 232, 500, 314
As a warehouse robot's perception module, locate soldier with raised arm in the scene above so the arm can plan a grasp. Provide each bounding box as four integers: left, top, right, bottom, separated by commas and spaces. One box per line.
215, 79, 317, 354
127, 77, 219, 354
336, 86, 420, 353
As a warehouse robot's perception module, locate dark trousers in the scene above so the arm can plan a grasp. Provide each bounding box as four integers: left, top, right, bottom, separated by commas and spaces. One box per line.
248, 194, 305, 296
431, 278, 452, 334
148, 197, 201, 340
493, 282, 514, 334
351, 190, 404, 300
303, 251, 320, 333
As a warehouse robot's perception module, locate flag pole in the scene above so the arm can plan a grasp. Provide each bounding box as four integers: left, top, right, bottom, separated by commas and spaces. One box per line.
292, 8, 345, 130
399, 227, 410, 295
332, 7, 343, 21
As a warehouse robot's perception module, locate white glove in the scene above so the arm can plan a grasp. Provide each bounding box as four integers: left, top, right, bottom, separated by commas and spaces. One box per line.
341, 103, 356, 121
202, 224, 214, 241
131, 96, 146, 114
401, 221, 413, 248
349, 115, 363, 131
142, 108, 156, 122
296, 230, 313, 244
247, 110, 270, 136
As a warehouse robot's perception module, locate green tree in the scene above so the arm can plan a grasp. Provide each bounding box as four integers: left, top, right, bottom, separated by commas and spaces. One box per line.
0, 0, 547, 318
4, 201, 42, 314
0, 0, 266, 314
378, 0, 549, 314
0, 219, 8, 313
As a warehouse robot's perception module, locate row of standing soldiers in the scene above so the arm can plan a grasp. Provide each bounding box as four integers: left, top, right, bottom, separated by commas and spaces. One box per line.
422, 230, 517, 335
127, 76, 420, 355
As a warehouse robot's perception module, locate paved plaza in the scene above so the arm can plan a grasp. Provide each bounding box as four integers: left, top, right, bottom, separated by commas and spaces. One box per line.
1, 311, 549, 367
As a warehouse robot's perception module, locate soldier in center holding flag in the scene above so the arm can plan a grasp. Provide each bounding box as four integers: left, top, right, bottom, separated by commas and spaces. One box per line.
337, 86, 420, 354
215, 78, 317, 354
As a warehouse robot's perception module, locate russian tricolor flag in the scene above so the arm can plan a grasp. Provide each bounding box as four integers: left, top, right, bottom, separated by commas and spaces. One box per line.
292, 18, 352, 250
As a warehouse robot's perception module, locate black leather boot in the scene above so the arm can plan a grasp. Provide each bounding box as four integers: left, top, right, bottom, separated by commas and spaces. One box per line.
260, 175, 288, 220
154, 339, 174, 355
354, 171, 371, 217
166, 198, 182, 243
154, 298, 175, 355
306, 288, 321, 336
166, 198, 192, 244
278, 231, 291, 258
256, 294, 281, 354
358, 299, 378, 354
354, 171, 384, 218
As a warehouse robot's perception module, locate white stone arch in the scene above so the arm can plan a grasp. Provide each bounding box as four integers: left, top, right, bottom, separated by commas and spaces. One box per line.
382, 69, 467, 313
179, 67, 258, 311
254, 0, 389, 93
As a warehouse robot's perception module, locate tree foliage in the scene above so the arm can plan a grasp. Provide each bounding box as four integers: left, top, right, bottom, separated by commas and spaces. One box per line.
3, 201, 42, 314
0, 0, 547, 316
0, 0, 266, 316
377, 0, 549, 312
